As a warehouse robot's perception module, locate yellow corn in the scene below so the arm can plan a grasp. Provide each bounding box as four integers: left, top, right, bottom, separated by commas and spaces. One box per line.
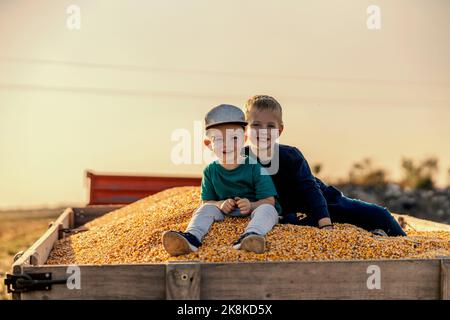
46, 187, 450, 265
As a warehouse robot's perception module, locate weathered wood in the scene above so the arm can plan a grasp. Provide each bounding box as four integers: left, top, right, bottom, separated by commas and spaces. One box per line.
392, 213, 450, 232
8, 205, 450, 300
441, 258, 450, 300
166, 262, 201, 300
51, 207, 73, 231
20, 264, 166, 300
14, 259, 446, 300
12, 206, 117, 277
12, 208, 73, 270
201, 259, 441, 300
73, 205, 123, 227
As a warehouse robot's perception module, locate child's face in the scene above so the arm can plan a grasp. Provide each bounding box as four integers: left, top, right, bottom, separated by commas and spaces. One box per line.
204, 124, 246, 164
246, 108, 283, 152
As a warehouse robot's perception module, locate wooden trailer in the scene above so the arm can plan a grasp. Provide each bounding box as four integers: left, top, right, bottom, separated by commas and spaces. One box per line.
5, 205, 450, 300
86, 171, 202, 205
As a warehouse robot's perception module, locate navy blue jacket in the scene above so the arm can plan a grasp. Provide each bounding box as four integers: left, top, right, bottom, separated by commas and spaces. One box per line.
244, 144, 340, 223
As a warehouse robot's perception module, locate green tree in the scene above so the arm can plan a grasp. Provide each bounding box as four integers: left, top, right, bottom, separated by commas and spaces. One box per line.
348, 158, 388, 187
400, 157, 439, 190
447, 168, 450, 187
312, 163, 322, 175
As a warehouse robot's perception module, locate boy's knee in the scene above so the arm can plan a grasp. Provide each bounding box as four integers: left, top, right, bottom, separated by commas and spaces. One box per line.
195, 204, 224, 221
377, 206, 394, 220
252, 204, 279, 222
371, 206, 406, 237
258, 203, 277, 211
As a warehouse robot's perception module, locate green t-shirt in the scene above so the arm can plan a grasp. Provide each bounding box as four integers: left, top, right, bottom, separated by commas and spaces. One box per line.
201, 157, 282, 214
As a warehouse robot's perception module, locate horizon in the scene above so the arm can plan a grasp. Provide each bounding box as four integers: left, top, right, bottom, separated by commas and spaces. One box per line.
1, 0, 450, 209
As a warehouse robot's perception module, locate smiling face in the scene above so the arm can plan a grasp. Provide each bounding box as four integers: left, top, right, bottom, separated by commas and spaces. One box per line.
246, 108, 284, 155
204, 123, 246, 165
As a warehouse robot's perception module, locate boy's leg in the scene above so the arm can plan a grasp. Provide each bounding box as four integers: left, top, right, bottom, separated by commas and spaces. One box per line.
233, 204, 279, 254
328, 195, 406, 236
185, 204, 225, 242
245, 204, 279, 235
282, 212, 317, 227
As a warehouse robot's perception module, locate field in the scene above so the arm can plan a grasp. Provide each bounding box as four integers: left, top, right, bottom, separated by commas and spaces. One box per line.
0, 208, 63, 300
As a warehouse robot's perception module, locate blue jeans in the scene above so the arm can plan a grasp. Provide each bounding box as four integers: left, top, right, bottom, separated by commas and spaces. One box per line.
282, 189, 406, 237
186, 203, 279, 242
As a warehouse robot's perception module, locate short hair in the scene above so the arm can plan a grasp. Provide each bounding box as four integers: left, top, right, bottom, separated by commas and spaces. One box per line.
244, 95, 283, 124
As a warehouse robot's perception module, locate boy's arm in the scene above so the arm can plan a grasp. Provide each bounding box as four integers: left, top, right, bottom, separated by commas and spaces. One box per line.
250, 196, 275, 211
318, 217, 333, 229
201, 166, 225, 208
202, 200, 222, 206
203, 199, 237, 214
202, 200, 228, 208
250, 165, 280, 214
201, 166, 238, 214
291, 148, 333, 228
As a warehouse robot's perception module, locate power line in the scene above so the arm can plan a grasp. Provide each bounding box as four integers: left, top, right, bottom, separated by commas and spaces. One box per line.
1, 56, 449, 88
0, 82, 449, 107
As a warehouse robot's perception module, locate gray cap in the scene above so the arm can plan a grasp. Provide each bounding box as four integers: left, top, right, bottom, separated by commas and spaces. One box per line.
205, 104, 247, 129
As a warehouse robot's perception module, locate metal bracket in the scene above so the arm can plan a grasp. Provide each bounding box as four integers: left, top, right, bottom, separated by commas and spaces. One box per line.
58, 226, 88, 239
4, 273, 68, 294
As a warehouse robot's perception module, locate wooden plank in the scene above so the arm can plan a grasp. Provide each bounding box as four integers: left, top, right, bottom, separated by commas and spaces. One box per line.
201, 259, 441, 300
166, 262, 201, 300
12, 208, 73, 270
20, 264, 166, 300
73, 205, 123, 227
14, 259, 444, 300
54, 208, 73, 230
8, 204, 447, 300
392, 213, 450, 232
441, 258, 450, 300
12, 206, 117, 284
54, 208, 74, 239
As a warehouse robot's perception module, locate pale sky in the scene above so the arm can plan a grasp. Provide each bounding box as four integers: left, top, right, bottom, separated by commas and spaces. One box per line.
1, 0, 449, 209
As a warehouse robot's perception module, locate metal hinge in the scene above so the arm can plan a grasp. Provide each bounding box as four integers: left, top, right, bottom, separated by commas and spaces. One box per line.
59, 226, 88, 238
4, 273, 68, 293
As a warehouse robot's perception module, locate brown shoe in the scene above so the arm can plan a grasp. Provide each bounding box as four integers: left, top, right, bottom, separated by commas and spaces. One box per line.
233, 232, 266, 254
162, 231, 200, 256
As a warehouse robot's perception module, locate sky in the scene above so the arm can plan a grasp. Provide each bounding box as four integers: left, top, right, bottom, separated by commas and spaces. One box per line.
1, 0, 450, 209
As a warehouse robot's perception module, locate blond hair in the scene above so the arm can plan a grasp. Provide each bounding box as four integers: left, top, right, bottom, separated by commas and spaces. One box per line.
244, 95, 283, 124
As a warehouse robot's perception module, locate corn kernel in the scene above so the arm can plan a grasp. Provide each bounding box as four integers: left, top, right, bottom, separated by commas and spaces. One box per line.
46, 187, 450, 265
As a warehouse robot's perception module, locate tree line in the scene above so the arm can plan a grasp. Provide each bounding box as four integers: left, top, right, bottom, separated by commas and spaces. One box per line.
313, 157, 450, 189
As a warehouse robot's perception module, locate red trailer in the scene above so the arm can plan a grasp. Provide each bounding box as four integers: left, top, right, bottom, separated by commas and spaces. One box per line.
86, 171, 201, 205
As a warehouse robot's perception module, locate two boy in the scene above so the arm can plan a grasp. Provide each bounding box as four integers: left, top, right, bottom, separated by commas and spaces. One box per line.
163, 96, 406, 257
162, 104, 281, 255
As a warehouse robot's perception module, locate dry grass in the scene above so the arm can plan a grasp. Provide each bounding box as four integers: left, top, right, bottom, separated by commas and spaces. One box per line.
0, 209, 62, 300
47, 187, 450, 265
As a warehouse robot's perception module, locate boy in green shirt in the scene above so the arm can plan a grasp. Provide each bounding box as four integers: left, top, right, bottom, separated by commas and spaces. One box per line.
162, 104, 281, 256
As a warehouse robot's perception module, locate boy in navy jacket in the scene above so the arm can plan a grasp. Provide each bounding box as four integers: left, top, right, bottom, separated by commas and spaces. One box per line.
243, 95, 406, 236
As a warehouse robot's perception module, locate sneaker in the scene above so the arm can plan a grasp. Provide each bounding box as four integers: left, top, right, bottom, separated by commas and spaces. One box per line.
233, 232, 266, 254
370, 229, 388, 237
162, 231, 201, 256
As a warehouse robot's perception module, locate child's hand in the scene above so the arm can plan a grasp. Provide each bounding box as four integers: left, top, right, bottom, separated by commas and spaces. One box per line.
235, 197, 251, 215
220, 198, 236, 214
318, 217, 334, 230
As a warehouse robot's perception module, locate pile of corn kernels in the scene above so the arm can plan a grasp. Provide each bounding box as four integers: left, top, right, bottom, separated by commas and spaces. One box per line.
46, 187, 450, 265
